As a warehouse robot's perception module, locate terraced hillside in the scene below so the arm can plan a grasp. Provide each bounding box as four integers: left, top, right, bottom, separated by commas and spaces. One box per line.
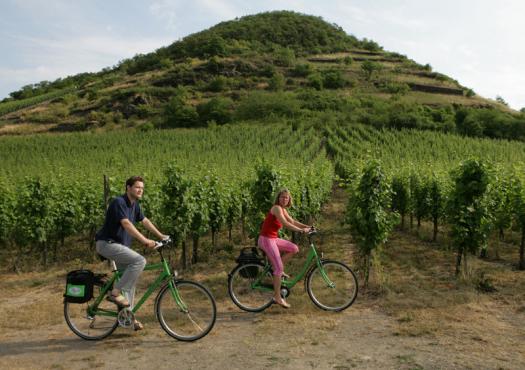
0, 11, 521, 139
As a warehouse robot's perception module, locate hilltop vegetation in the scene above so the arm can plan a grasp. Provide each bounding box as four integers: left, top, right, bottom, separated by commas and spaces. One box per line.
1, 11, 523, 140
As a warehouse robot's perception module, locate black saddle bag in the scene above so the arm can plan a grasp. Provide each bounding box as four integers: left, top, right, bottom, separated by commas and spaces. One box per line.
64, 269, 94, 303
236, 247, 262, 278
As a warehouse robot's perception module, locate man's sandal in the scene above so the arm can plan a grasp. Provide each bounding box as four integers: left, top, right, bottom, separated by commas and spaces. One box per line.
106, 293, 130, 307
133, 320, 144, 331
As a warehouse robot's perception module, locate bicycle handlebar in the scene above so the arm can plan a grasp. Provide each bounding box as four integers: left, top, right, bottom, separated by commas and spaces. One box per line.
307, 227, 318, 236
154, 237, 172, 250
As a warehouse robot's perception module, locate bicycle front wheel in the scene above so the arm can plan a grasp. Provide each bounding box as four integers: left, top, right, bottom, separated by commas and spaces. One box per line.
64, 285, 118, 340
228, 263, 274, 312
155, 280, 216, 341
306, 260, 358, 311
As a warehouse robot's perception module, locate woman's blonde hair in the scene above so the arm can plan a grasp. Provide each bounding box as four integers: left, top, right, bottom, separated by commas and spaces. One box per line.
274, 189, 292, 208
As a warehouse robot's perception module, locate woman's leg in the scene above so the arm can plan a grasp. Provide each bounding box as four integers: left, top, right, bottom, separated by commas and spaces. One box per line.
258, 236, 289, 307
275, 238, 299, 271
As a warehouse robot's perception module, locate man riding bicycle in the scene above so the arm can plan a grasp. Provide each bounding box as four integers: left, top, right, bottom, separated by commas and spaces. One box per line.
95, 175, 168, 330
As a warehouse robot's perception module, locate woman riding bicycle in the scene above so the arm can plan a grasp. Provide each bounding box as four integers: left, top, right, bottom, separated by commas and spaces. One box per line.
258, 189, 312, 308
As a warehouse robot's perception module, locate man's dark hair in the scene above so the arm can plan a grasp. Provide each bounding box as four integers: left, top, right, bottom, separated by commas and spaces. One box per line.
125, 175, 144, 190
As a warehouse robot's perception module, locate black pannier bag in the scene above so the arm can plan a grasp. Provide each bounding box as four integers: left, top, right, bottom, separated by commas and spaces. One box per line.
236, 247, 262, 279
64, 269, 94, 303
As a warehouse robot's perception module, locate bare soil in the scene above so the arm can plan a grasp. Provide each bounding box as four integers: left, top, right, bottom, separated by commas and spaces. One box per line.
1, 188, 524, 370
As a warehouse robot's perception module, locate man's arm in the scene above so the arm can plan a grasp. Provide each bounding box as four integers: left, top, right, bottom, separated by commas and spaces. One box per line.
120, 219, 156, 248
141, 217, 168, 240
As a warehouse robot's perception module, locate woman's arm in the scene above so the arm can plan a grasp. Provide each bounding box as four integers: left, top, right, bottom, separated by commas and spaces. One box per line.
282, 208, 310, 228
272, 206, 309, 233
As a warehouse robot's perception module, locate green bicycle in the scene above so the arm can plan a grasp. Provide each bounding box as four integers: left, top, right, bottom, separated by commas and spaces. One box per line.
228, 229, 358, 312
64, 238, 216, 341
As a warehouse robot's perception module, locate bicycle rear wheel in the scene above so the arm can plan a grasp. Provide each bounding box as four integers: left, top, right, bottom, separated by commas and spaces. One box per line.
228, 263, 274, 312
306, 260, 358, 311
64, 285, 118, 340
155, 280, 216, 341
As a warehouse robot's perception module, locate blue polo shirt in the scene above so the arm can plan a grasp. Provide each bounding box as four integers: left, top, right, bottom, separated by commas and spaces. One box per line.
95, 194, 145, 247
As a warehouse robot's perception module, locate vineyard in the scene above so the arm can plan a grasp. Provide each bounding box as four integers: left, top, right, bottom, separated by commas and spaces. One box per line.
2, 122, 525, 274
0, 123, 333, 270
325, 123, 525, 276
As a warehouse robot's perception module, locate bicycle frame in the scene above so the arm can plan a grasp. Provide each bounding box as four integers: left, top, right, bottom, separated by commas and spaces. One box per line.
252, 237, 335, 291
88, 255, 186, 318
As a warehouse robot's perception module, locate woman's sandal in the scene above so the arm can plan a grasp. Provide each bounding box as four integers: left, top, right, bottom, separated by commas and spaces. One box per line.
106, 292, 130, 307
272, 298, 291, 309
133, 320, 144, 331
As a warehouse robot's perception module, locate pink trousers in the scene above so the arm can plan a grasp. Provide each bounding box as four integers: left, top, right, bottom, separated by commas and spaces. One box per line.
257, 235, 299, 276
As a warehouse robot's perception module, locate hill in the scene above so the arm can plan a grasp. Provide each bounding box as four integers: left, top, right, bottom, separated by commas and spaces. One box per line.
0, 10, 523, 139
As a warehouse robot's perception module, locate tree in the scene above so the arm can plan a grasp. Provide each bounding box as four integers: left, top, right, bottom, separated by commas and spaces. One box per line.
361, 60, 383, 81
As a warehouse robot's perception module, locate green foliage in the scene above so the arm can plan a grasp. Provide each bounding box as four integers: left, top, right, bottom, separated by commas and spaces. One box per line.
249, 163, 282, 237
196, 97, 233, 125
234, 91, 301, 121
268, 72, 286, 91
448, 159, 493, 276
410, 172, 430, 228
207, 76, 228, 92
346, 160, 397, 286
307, 73, 323, 90
0, 87, 76, 117
273, 47, 296, 67
361, 38, 382, 52
167, 11, 360, 58
361, 60, 383, 81
161, 166, 194, 245
0, 181, 16, 244
391, 175, 410, 229
163, 94, 198, 128
426, 174, 447, 241
291, 63, 313, 77
321, 69, 346, 89
343, 56, 353, 65
510, 172, 525, 269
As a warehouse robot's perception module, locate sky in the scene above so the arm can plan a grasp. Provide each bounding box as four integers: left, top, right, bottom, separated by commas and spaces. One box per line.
1, 0, 524, 110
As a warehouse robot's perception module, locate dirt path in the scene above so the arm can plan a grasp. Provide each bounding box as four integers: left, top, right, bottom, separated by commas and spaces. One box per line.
1, 188, 524, 369
1, 296, 522, 370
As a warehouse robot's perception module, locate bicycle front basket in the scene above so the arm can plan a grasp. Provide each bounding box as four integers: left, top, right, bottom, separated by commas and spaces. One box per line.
64, 269, 94, 303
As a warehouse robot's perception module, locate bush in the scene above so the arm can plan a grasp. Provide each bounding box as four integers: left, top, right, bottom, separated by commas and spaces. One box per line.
273, 47, 296, 67
268, 72, 285, 91
321, 69, 346, 89
234, 91, 301, 121
163, 96, 198, 128
207, 76, 228, 92
307, 73, 323, 90
291, 63, 312, 77
197, 97, 233, 125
